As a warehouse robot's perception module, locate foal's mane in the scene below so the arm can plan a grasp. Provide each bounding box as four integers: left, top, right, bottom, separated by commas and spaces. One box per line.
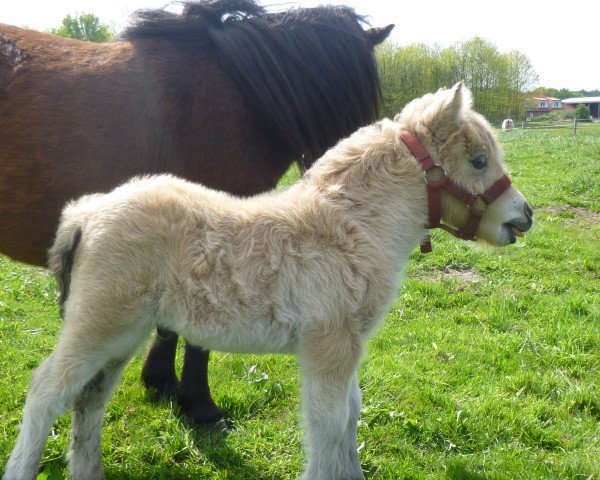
123, 0, 383, 169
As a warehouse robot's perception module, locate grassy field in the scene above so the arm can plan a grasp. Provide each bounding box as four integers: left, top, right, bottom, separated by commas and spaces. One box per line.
1, 129, 599, 479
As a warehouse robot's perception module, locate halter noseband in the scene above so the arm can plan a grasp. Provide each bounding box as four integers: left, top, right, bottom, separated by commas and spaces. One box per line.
400, 131, 512, 253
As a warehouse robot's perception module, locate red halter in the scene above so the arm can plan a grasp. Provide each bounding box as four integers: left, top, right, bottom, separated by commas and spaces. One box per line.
400, 131, 512, 253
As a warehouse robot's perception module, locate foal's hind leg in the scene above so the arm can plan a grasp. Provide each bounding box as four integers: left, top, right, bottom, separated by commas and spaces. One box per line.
3, 346, 112, 480
4, 300, 152, 480
68, 360, 128, 480
3, 352, 82, 480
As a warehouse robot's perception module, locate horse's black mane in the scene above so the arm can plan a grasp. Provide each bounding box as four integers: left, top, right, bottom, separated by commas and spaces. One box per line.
123, 0, 384, 169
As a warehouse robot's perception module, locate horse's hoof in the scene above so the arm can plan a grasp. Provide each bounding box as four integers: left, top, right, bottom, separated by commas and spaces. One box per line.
186, 411, 229, 432
142, 375, 179, 401
201, 418, 231, 433
180, 403, 228, 432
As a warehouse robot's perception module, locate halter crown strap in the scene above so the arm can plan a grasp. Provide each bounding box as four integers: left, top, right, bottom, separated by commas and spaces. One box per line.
399, 130, 511, 253
399, 130, 436, 171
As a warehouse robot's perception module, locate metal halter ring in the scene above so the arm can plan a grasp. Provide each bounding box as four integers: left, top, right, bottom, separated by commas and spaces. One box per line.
423, 165, 447, 187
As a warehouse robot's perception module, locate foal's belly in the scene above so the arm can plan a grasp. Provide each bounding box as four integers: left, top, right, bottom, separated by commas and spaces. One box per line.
193, 326, 298, 355
160, 306, 299, 355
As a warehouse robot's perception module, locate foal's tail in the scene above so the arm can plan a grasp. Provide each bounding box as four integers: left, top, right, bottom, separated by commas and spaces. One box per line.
48, 205, 85, 315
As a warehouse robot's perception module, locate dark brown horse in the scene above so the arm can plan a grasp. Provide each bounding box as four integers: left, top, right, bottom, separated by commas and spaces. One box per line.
0, 0, 392, 428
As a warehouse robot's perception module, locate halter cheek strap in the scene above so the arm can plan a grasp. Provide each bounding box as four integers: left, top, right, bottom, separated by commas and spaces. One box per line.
400, 131, 512, 253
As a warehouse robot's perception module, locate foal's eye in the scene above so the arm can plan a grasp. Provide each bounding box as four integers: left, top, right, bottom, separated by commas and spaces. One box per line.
470, 154, 487, 170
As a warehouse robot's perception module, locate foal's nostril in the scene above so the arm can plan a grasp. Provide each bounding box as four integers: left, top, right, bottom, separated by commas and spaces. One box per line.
525, 203, 534, 222
518, 203, 534, 231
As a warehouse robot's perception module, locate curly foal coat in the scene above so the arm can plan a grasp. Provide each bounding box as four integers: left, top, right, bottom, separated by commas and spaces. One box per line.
4, 84, 532, 480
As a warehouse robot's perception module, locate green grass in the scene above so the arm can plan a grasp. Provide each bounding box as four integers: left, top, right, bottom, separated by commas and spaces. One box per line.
1, 129, 599, 479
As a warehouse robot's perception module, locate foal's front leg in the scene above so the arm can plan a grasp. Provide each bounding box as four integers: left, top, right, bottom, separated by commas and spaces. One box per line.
298, 327, 364, 480
340, 374, 363, 477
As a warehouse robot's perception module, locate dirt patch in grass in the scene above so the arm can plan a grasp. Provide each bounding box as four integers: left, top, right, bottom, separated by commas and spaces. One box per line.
441, 267, 482, 283
417, 267, 483, 286
538, 205, 600, 225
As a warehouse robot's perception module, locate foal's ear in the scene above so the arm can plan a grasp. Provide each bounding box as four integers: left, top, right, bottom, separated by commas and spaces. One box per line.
366, 24, 395, 46
427, 82, 471, 141
450, 81, 472, 111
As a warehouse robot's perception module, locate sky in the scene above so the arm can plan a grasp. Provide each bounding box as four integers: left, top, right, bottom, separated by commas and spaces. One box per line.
1, 0, 598, 91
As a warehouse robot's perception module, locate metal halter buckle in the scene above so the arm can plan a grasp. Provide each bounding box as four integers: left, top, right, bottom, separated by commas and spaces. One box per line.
468, 194, 487, 216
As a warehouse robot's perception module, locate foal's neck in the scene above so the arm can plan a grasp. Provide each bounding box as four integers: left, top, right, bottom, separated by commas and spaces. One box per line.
303, 122, 429, 265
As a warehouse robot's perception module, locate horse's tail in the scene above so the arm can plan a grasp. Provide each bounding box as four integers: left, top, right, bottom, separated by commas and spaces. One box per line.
48, 204, 85, 315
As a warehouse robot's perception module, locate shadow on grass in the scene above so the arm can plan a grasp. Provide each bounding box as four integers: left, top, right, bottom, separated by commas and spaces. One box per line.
102, 425, 285, 480
189, 423, 286, 480
129, 393, 287, 480
445, 462, 487, 480
27, 418, 283, 480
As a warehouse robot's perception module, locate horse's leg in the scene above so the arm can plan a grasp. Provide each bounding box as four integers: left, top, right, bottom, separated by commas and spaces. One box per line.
177, 343, 225, 429
141, 328, 179, 398
142, 332, 225, 429
298, 325, 365, 480
68, 359, 128, 480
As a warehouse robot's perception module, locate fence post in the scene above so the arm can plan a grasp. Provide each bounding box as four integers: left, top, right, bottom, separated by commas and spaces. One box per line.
573, 117, 577, 135
521, 121, 525, 130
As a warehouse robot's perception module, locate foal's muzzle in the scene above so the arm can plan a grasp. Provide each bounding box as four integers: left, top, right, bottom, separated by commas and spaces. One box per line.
504, 202, 534, 242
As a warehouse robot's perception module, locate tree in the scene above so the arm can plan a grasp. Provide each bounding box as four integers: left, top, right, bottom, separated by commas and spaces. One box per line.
51, 13, 113, 43
376, 38, 538, 123
376, 42, 450, 115
500, 50, 539, 120
575, 104, 591, 120
536, 87, 600, 99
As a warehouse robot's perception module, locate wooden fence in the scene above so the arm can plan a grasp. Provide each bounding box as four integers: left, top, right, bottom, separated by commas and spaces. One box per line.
501, 118, 600, 135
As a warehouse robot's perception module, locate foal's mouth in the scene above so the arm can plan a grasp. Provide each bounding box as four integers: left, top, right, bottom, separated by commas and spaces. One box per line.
511, 226, 524, 238
503, 219, 532, 243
